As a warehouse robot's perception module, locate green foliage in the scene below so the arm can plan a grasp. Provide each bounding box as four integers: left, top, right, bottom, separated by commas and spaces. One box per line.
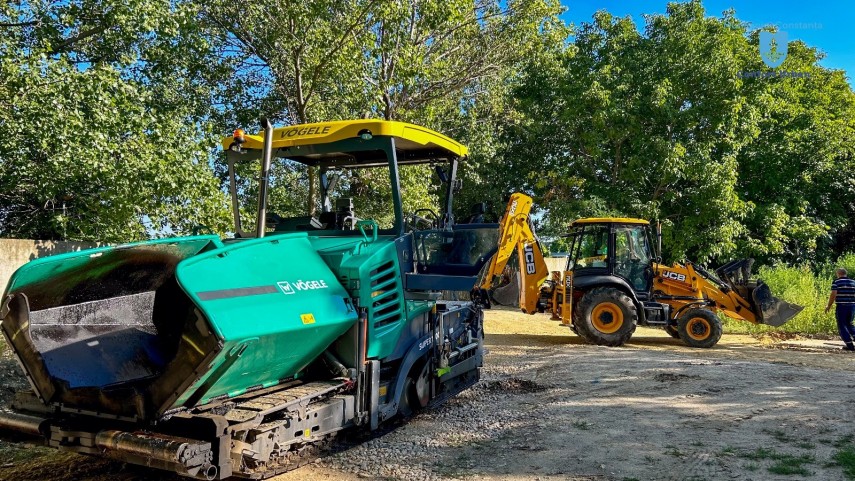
832, 446, 855, 480
723, 252, 855, 336
0, 0, 232, 241
208, 0, 566, 222
493, 0, 855, 265
2, 0, 855, 271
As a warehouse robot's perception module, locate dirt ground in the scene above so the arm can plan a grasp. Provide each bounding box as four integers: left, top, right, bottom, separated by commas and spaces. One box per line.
2, 307, 855, 481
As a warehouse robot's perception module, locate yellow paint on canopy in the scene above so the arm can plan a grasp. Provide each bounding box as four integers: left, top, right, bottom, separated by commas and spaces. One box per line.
222, 119, 467, 158
572, 217, 650, 225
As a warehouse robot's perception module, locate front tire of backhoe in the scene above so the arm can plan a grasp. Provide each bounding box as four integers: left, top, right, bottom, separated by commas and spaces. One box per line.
677, 309, 722, 348
573, 287, 637, 346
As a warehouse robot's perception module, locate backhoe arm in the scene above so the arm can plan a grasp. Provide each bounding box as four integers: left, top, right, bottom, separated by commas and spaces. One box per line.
481, 193, 549, 313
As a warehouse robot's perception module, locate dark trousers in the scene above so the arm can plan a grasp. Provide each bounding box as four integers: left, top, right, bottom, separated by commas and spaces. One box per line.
836, 304, 855, 346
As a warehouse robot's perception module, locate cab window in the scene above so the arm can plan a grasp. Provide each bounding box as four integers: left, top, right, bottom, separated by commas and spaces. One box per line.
614, 225, 652, 290
570, 225, 610, 269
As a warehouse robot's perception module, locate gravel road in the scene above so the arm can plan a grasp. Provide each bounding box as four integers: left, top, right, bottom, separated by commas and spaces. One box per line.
2, 307, 854, 481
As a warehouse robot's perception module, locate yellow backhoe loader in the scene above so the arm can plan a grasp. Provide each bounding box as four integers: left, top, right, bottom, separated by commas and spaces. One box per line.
479, 193, 803, 348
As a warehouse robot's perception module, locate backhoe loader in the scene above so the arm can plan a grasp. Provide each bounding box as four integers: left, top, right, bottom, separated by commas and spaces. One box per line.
0, 119, 498, 479
480, 193, 803, 348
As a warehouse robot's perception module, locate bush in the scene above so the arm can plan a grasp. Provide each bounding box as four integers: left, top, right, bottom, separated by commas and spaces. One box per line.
721, 256, 855, 336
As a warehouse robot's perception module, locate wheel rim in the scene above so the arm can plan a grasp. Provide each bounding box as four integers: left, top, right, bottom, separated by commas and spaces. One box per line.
591, 302, 624, 334
686, 317, 711, 341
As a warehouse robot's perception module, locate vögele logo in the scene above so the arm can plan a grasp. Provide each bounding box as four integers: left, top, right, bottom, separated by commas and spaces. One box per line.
759, 31, 788, 68
278, 281, 295, 295
277, 279, 329, 295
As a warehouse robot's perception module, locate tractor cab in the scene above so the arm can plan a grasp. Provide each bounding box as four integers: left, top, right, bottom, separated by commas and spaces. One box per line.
566, 218, 656, 299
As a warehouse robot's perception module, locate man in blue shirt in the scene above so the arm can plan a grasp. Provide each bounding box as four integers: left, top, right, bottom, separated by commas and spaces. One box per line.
826, 268, 855, 351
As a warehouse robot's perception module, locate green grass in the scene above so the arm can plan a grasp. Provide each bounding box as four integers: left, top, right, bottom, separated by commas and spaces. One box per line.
664, 445, 684, 458
764, 428, 795, 443
768, 462, 812, 476
0, 440, 56, 464
835, 435, 855, 448
738, 447, 815, 476
722, 255, 855, 336
832, 446, 855, 479
720, 446, 737, 455
571, 420, 591, 430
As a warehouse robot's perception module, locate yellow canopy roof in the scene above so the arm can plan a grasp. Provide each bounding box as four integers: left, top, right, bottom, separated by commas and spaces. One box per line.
572, 217, 650, 225
222, 119, 467, 158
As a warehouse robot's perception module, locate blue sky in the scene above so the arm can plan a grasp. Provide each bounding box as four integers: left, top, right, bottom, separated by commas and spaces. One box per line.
560, 0, 855, 82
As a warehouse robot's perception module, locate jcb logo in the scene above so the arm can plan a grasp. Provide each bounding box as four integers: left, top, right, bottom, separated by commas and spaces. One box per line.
524, 244, 537, 275
663, 271, 686, 282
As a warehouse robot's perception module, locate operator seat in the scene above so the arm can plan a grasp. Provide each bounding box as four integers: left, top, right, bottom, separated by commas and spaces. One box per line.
465, 203, 487, 224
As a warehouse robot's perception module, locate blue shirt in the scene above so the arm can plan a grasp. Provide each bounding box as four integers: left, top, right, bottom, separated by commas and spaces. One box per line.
832, 276, 855, 305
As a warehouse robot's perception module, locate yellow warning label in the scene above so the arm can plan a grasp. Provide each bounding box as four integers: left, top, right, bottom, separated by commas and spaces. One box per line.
303, 428, 311, 438
379, 385, 387, 396
301, 313, 316, 324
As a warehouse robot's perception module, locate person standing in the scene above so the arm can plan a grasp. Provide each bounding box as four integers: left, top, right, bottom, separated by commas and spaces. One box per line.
825, 267, 855, 351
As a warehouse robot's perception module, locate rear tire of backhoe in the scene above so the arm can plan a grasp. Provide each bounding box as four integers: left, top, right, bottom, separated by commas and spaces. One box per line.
573, 287, 637, 347
677, 308, 722, 348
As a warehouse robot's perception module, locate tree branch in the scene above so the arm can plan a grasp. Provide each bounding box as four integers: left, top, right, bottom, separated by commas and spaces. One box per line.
0, 20, 40, 28
49, 24, 111, 54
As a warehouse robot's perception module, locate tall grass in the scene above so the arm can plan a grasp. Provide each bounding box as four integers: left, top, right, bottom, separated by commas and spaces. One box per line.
722, 253, 855, 336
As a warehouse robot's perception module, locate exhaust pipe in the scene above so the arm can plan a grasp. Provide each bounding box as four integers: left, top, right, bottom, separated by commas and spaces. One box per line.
256, 118, 274, 238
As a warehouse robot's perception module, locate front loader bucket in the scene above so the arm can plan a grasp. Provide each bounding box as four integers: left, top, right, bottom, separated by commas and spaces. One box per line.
752, 282, 803, 327
715, 258, 803, 327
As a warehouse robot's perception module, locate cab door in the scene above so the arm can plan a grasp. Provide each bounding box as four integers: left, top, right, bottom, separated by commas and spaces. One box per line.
612, 224, 654, 295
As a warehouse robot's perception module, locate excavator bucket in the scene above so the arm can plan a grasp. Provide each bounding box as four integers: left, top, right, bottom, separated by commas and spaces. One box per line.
714, 258, 803, 327
752, 282, 804, 327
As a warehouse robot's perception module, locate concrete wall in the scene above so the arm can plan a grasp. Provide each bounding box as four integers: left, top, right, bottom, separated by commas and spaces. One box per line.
0, 239, 99, 292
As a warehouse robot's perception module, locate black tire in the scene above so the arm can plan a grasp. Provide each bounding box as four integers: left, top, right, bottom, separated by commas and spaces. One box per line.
677, 308, 723, 348
573, 287, 638, 346
664, 324, 681, 339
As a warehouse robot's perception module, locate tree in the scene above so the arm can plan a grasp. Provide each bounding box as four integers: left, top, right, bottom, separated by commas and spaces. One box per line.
207, 0, 565, 222
0, 0, 234, 241
497, 0, 855, 264
736, 36, 855, 263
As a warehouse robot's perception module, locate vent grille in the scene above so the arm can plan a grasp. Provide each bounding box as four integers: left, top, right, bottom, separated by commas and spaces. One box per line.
369, 261, 402, 328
